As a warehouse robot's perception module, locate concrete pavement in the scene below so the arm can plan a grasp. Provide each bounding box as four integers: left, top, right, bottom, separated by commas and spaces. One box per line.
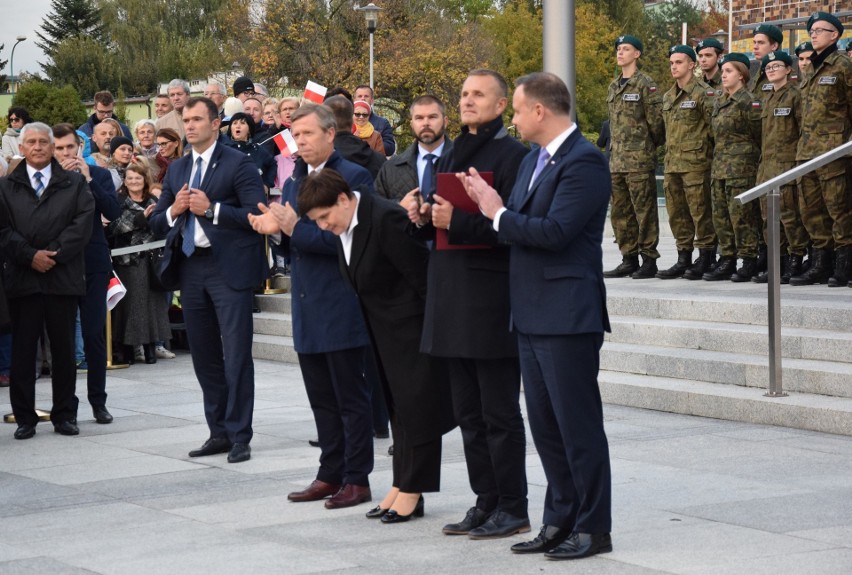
1, 351, 851, 574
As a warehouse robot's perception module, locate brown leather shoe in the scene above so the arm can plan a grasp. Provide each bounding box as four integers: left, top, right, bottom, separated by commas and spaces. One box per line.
287, 479, 341, 502
325, 484, 372, 509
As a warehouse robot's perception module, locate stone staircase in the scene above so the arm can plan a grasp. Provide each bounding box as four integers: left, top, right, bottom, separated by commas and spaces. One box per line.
250, 254, 852, 436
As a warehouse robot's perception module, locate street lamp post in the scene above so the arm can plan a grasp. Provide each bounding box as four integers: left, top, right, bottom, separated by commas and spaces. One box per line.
711, 29, 729, 51
354, 3, 383, 90
9, 35, 27, 95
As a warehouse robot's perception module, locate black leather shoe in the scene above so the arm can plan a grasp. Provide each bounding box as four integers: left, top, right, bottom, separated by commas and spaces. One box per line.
188, 436, 232, 457
468, 510, 531, 540
93, 406, 113, 424
54, 421, 80, 436
365, 505, 389, 519
443, 506, 492, 535
14, 424, 36, 440
511, 525, 573, 554
227, 443, 251, 463
545, 532, 613, 560
381, 496, 424, 524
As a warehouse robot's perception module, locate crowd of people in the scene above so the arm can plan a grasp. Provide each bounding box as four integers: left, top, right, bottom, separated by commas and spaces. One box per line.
0, 9, 849, 563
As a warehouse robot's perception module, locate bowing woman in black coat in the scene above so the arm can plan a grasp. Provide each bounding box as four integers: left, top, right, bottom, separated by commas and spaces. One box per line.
297, 169, 455, 523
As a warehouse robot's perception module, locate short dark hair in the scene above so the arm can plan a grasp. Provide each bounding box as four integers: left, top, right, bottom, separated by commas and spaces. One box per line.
227, 112, 257, 139
353, 85, 373, 98
298, 169, 352, 217
409, 95, 445, 115
183, 97, 219, 121
468, 69, 509, 98
93, 91, 115, 106
52, 123, 80, 142
8, 106, 33, 124
325, 87, 353, 102
515, 72, 572, 117
324, 95, 355, 132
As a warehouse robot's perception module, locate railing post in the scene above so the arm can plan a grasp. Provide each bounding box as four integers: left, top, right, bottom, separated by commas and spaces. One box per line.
765, 187, 785, 397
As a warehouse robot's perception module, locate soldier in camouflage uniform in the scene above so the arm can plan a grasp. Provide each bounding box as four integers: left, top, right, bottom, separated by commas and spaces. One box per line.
795, 41, 815, 83
658, 45, 718, 280
791, 12, 852, 287
697, 38, 724, 90
604, 35, 665, 279
749, 24, 782, 103
753, 50, 810, 284
704, 53, 763, 282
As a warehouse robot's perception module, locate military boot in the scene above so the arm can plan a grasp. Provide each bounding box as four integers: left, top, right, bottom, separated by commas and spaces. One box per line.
684, 248, 717, 280
782, 254, 802, 284
656, 250, 692, 279
702, 256, 736, 281
631, 255, 658, 279
827, 246, 851, 287
789, 249, 832, 286
731, 257, 757, 282
604, 255, 639, 278
755, 244, 768, 274
752, 255, 789, 284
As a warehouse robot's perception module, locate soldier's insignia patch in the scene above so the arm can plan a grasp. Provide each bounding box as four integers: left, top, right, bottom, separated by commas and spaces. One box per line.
773, 108, 791, 116
751, 101, 761, 108
618, 35, 625, 43
768, 53, 776, 61
818, 76, 837, 85
623, 93, 640, 101
649, 86, 657, 93
680, 101, 696, 109
706, 90, 717, 96
762, 83, 774, 91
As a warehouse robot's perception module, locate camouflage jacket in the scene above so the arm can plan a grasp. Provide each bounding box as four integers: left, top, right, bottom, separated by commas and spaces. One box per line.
796, 49, 852, 160
607, 70, 665, 172
704, 68, 722, 90
711, 88, 762, 179
747, 69, 775, 103
757, 82, 801, 183
662, 76, 716, 173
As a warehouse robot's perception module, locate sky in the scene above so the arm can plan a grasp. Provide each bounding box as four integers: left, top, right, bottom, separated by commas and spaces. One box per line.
3, 0, 53, 77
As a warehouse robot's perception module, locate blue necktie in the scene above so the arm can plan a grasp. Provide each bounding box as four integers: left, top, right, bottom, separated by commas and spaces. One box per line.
33, 172, 44, 198
529, 148, 550, 188
182, 157, 203, 257
420, 153, 436, 200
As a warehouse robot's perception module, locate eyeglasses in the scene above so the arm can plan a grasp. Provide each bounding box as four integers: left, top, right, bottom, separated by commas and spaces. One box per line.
764, 63, 787, 72
809, 27, 836, 37
95, 108, 114, 117
8, 116, 21, 122
353, 113, 370, 118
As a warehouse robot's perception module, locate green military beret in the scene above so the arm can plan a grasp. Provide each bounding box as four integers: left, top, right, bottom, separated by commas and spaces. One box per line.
616, 35, 644, 53
720, 53, 751, 68
696, 38, 724, 53
669, 45, 696, 61
795, 41, 814, 55
761, 50, 792, 70
753, 24, 783, 45
807, 12, 844, 36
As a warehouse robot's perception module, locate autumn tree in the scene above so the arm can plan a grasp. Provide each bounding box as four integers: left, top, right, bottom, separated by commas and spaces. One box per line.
13, 80, 87, 126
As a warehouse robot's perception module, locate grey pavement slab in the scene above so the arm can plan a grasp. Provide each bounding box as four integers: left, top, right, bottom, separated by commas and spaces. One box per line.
1, 351, 851, 574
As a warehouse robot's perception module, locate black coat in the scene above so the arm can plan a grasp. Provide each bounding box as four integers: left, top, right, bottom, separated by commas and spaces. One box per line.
419, 116, 528, 358
334, 133, 386, 179
0, 159, 95, 297
340, 191, 455, 445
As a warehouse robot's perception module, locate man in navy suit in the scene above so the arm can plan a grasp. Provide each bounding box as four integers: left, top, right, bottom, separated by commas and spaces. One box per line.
249, 103, 376, 509
150, 97, 267, 463
463, 72, 613, 560
53, 123, 122, 424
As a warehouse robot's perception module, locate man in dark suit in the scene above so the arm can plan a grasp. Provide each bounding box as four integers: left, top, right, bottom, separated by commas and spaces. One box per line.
249, 103, 376, 509
150, 97, 267, 464
53, 123, 122, 425
404, 70, 530, 540
463, 72, 613, 560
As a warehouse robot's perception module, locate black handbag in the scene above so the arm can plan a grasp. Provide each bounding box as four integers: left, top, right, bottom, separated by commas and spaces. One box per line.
147, 248, 171, 292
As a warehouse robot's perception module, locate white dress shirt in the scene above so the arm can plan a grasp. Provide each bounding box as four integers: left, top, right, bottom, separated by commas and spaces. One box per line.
166, 143, 221, 247
26, 163, 52, 193
340, 191, 361, 265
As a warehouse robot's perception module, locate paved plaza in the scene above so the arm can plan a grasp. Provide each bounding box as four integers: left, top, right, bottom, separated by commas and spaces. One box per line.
1, 349, 851, 574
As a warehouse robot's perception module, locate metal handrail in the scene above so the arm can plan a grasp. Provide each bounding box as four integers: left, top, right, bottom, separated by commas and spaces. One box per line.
734, 139, 852, 398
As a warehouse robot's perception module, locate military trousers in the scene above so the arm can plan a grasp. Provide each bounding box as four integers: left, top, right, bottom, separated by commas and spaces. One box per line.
663, 171, 716, 252
758, 183, 810, 256
610, 171, 660, 259
797, 158, 851, 250
711, 177, 761, 258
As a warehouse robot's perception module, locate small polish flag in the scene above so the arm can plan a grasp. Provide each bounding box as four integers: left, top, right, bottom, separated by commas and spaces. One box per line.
273, 129, 298, 155
106, 272, 127, 310
303, 80, 327, 104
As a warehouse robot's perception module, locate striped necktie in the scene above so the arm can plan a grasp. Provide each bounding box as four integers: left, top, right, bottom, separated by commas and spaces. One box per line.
33, 171, 45, 198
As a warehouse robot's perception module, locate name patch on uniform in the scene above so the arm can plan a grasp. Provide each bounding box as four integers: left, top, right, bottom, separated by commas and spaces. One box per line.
773, 107, 791, 116
623, 93, 640, 101
762, 83, 774, 91
818, 76, 837, 85
680, 101, 696, 109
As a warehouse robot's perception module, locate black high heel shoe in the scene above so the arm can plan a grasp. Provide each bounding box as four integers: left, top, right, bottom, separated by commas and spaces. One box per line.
365, 505, 389, 519
381, 496, 424, 524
